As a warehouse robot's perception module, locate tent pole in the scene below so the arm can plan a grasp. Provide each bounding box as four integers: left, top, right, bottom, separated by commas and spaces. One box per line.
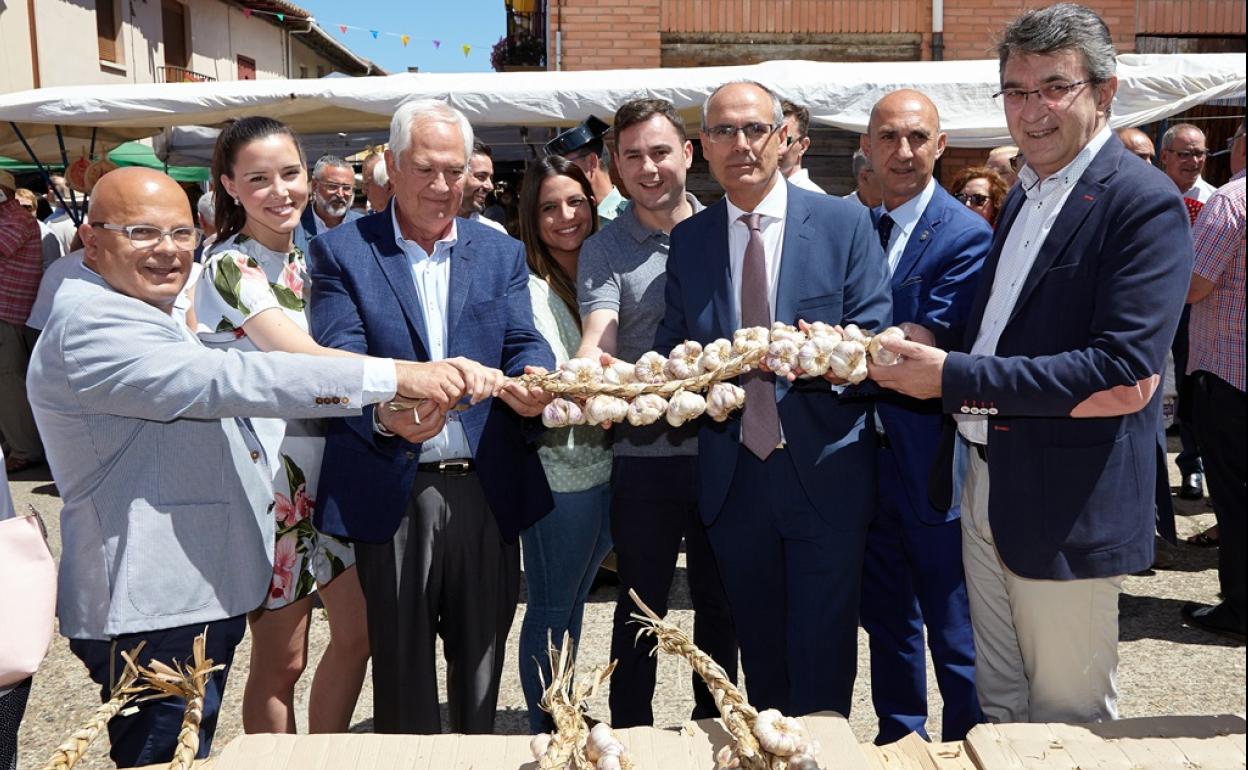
88, 127, 97, 162
54, 125, 83, 226
9, 121, 77, 228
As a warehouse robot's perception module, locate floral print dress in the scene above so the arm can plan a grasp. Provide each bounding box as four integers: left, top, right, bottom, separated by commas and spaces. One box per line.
194, 233, 354, 609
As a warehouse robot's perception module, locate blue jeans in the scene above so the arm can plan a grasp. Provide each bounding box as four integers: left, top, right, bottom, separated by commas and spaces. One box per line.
518, 483, 612, 733
68, 616, 246, 768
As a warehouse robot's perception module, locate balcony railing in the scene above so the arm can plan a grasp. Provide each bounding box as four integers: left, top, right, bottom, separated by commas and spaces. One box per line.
157, 65, 217, 83
661, 0, 925, 34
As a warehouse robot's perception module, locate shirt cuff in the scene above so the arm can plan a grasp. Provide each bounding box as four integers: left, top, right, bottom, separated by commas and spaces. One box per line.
362, 358, 398, 405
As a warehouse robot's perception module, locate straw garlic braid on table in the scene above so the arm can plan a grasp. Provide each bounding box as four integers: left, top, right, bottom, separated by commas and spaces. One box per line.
384, 322, 906, 426
531, 635, 634, 770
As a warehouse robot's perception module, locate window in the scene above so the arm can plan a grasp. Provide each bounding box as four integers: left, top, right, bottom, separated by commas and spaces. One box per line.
316, 65, 325, 78
299, 65, 308, 79
161, 0, 188, 70
237, 55, 256, 80
96, 0, 122, 63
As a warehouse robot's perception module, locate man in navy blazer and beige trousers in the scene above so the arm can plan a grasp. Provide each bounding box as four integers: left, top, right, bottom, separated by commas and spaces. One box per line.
872, 4, 1192, 723
309, 99, 555, 735
658, 81, 891, 717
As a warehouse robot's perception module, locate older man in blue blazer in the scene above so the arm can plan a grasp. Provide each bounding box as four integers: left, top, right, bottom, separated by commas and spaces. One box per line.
308, 99, 555, 735
871, 4, 1192, 723
657, 81, 891, 717
299, 154, 364, 243
27, 168, 462, 768
859, 89, 989, 744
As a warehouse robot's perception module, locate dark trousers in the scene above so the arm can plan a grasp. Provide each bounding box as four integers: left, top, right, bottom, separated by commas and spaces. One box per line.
1192, 371, 1246, 623
861, 445, 981, 744
1172, 306, 1202, 476
0, 678, 31, 770
355, 470, 520, 734
68, 616, 246, 769
608, 455, 738, 728
708, 447, 865, 717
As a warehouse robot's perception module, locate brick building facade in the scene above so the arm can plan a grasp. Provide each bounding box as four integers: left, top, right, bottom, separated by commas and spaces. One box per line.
544, 0, 1245, 194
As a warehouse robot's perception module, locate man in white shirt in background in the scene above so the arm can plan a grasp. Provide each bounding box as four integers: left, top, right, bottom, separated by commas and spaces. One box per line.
459, 140, 507, 233
844, 149, 884, 208
779, 100, 826, 193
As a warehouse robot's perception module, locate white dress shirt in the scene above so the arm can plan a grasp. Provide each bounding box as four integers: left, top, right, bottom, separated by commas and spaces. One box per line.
1183, 176, 1217, 204
725, 175, 788, 327
879, 177, 937, 277
956, 126, 1113, 445
787, 167, 826, 194
390, 205, 473, 461
469, 210, 507, 233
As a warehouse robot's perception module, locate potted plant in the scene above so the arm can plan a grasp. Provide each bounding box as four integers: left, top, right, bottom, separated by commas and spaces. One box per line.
491, 31, 546, 72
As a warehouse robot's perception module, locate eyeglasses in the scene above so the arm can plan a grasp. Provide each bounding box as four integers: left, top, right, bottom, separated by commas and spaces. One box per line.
704, 122, 780, 145
316, 182, 355, 195
90, 223, 202, 250
955, 192, 992, 208
992, 80, 1097, 107
1168, 149, 1208, 161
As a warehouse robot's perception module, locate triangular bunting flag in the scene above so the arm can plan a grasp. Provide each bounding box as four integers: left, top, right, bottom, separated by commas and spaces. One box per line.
433, 40, 441, 48
242, 7, 252, 17
462, 44, 471, 57
276, 12, 284, 21
338, 24, 347, 34
401, 34, 410, 47
370, 30, 379, 39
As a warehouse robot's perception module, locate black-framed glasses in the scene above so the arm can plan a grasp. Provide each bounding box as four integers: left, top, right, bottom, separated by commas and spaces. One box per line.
992, 80, 1098, 107
90, 223, 201, 250
955, 192, 992, 208
704, 122, 780, 145
316, 182, 355, 195
1169, 149, 1208, 161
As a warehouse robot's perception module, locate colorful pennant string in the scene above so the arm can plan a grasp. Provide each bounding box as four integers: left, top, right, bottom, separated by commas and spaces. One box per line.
233, 5, 498, 59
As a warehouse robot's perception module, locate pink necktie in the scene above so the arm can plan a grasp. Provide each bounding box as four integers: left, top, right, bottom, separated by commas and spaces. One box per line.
739, 213, 780, 460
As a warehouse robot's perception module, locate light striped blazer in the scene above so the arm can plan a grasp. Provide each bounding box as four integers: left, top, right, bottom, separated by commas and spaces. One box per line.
28, 272, 368, 640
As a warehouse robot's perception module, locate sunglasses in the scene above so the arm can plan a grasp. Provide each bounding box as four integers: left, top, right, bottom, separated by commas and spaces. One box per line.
955, 192, 991, 208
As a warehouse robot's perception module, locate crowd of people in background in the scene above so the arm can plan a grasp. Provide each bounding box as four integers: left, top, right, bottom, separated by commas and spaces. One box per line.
0, 3, 1243, 768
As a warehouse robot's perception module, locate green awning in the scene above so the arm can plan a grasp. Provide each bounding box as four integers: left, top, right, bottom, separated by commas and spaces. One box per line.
0, 156, 60, 172
108, 142, 210, 183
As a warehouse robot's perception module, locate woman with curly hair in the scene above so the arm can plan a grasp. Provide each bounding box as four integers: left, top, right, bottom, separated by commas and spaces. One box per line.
948, 165, 1009, 227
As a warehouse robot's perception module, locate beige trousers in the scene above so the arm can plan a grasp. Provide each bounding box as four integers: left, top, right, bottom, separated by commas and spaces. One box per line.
961, 442, 1123, 723
0, 321, 42, 462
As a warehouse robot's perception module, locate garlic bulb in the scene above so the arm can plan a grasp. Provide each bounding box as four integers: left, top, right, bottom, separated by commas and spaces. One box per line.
764, 338, 801, 379
797, 335, 838, 377
559, 357, 604, 385
753, 709, 809, 757
542, 398, 585, 428
828, 341, 869, 384
584, 394, 630, 425
634, 350, 670, 383
603, 360, 637, 385
586, 723, 629, 769
841, 323, 869, 343
626, 394, 668, 426
529, 733, 551, 760
733, 326, 770, 356
701, 338, 733, 372
597, 756, 622, 770
770, 321, 805, 344
666, 340, 705, 380
803, 321, 841, 340
715, 745, 742, 769
666, 390, 707, 427
789, 754, 821, 770
867, 325, 906, 366
706, 382, 746, 422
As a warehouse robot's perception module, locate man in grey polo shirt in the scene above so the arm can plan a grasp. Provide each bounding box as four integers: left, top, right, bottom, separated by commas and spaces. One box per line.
577, 97, 738, 728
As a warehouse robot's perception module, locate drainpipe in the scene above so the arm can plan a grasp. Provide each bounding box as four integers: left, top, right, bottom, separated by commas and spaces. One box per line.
26, 0, 41, 88
554, 0, 563, 71
931, 0, 945, 61
289, 20, 315, 78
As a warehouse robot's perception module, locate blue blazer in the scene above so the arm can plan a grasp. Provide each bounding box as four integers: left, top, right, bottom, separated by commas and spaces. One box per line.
307, 207, 556, 544
940, 135, 1191, 580
656, 183, 893, 527
874, 186, 991, 525
299, 204, 363, 247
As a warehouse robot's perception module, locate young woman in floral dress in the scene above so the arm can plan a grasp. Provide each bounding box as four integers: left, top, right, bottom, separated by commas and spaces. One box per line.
193, 117, 368, 734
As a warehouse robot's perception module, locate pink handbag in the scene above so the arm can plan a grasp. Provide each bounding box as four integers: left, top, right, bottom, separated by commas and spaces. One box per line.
0, 510, 56, 687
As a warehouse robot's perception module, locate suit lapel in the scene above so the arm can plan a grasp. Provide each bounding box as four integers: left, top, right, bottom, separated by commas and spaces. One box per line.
775, 187, 812, 326
1007, 141, 1119, 324
705, 201, 735, 339
446, 223, 475, 340
892, 206, 935, 287
962, 186, 1026, 349
366, 206, 431, 356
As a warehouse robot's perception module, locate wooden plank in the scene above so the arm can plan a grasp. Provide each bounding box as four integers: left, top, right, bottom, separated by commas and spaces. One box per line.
1171, 735, 1248, 770
965, 723, 1029, 770
930, 741, 979, 770
1116, 736, 1202, 769
1044, 723, 1134, 770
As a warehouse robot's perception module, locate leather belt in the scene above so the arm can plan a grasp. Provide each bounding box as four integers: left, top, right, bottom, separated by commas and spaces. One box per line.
417, 459, 475, 475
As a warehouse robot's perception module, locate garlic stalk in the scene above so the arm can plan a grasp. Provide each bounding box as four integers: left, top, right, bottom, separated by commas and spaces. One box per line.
666, 390, 707, 427
866, 326, 906, 366
626, 393, 668, 426
542, 398, 585, 428
634, 351, 670, 383
666, 341, 704, 380
584, 394, 630, 425
706, 382, 746, 422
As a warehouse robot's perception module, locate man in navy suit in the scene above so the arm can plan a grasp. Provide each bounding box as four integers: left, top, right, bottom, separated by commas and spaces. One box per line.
308, 99, 555, 734
657, 81, 891, 717
871, 3, 1191, 722
860, 89, 988, 743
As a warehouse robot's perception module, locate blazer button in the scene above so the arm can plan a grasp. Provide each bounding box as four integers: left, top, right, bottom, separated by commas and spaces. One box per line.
342, 396, 350, 405
332, 396, 342, 404
960, 405, 971, 414
250, 450, 260, 461
988, 407, 999, 415
405, 450, 416, 460
314, 397, 324, 405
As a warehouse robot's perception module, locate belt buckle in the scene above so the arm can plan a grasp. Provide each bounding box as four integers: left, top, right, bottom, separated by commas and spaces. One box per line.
438, 459, 471, 476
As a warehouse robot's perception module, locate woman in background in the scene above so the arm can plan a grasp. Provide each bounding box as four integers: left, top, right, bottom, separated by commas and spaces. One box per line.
948, 166, 1009, 228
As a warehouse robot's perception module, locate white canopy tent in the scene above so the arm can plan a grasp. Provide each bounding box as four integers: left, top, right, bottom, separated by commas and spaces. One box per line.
1, 54, 1242, 162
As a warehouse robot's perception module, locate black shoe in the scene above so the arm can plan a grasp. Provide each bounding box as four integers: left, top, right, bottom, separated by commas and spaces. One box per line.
1179, 472, 1204, 500
1181, 602, 1246, 643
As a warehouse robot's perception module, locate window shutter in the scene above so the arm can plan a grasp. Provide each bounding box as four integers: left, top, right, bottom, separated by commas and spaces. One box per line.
96, 0, 118, 62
